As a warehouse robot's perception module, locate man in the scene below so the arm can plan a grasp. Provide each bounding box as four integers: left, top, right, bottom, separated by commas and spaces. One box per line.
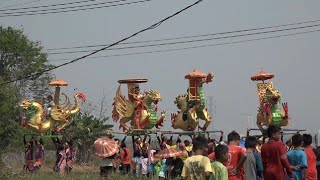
303, 134, 317, 180
261, 125, 293, 180
181, 136, 212, 180
226, 131, 247, 180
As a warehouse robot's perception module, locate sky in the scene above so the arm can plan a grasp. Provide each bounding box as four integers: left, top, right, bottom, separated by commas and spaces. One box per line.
1, 0, 320, 137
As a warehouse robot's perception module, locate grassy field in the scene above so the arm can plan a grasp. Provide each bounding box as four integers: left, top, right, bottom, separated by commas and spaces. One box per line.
1, 165, 147, 180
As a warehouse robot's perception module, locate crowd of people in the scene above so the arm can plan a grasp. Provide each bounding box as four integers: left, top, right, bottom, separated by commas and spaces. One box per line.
23, 136, 75, 176
100, 125, 320, 180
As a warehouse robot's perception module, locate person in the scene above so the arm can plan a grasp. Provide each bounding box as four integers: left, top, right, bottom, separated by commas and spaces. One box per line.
65, 141, 75, 173
159, 158, 168, 179
141, 142, 150, 176
120, 142, 131, 174
100, 155, 114, 177
147, 144, 157, 178
316, 146, 320, 180
33, 138, 44, 172
225, 131, 247, 180
44, 95, 55, 117
261, 125, 293, 180
285, 139, 293, 152
244, 136, 263, 180
256, 137, 263, 154
184, 139, 193, 156
286, 133, 308, 180
303, 134, 317, 180
173, 143, 189, 178
23, 136, 35, 171
132, 137, 143, 176
55, 144, 67, 176
210, 145, 229, 180
181, 136, 212, 180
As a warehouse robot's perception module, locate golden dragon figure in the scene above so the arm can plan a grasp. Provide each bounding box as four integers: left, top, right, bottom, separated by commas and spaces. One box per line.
112, 85, 165, 132
256, 85, 289, 132
171, 70, 214, 131
19, 92, 86, 133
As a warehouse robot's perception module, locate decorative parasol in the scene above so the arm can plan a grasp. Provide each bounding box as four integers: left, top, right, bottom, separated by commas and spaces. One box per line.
49, 79, 68, 105
154, 148, 184, 159
94, 137, 118, 158
118, 78, 148, 84
251, 69, 274, 82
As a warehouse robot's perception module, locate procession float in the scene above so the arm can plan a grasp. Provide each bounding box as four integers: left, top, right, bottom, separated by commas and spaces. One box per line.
112, 78, 165, 132
251, 69, 289, 133
171, 70, 214, 131
19, 79, 86, 133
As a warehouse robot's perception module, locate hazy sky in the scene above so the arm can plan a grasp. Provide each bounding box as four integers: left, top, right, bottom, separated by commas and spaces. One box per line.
2, 0, 320, 136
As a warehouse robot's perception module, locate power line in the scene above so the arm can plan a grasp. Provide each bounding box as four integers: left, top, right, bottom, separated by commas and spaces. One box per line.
48, 28, 320, 62
0, 0, 203, 85
45, 19, 320, 51
45, 23, 320, 55
0, 0, 40, 10
0, 0, 98, 11
0, 0, 151, 17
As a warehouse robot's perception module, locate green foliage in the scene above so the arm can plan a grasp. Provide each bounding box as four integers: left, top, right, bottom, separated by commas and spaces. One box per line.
0, 26, 53, 99
0, 77, 18, 153
64, 113, 113, 163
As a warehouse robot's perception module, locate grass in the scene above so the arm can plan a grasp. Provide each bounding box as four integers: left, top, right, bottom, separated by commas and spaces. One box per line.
1, 164, 169, 180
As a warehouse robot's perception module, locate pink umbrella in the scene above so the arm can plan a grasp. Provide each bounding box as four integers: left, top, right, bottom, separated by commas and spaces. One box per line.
94, 137, 118, 158
154, 148, 184, 159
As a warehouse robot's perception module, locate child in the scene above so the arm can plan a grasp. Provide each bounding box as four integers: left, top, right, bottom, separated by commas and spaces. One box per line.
303, 134, 317, 180
159, 158, 167, 179
120, 142, 131, 174
226, 131, 247, 180
210, 145, 229, 180
261, 125, 293, 180
181, 136, 212, 180
286, 133, 308, 180
244, 136, 263, 180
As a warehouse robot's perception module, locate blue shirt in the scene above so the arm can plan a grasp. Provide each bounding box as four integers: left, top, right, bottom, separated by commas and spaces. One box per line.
286, 149, 307, 180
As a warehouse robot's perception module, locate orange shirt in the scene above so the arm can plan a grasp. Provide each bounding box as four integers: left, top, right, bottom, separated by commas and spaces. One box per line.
120, 148, 131, 165
304, 147, 318, 180
225, 145, 246, 180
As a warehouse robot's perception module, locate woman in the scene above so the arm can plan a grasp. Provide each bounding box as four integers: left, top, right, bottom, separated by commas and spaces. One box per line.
65, 141, 75, 173
33, 138, 44, 172
120, 142, 131, 174
55, 144, 67, 176
23, 136, 35, 171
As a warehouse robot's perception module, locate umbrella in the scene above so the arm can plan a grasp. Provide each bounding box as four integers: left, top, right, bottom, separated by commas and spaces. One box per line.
49, 79, 68, 105
154, 148, 184, 159
94, 137, 118, 158
251, 69, 274, 82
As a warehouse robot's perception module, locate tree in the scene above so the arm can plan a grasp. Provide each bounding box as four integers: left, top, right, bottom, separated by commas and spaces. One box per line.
0, 77, 18, 154
0, 26, 53, 99
64, 113, 113, 164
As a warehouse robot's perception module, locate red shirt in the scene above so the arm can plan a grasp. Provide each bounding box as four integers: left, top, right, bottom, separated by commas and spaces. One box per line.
226, 145, 246, 180
261, 140, 293, 180
120, 148, 131, 165
304, 147, 318, 180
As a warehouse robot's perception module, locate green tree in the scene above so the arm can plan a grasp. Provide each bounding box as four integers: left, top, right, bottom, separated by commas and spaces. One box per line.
0, 77, 18, 154
0, 26, 53, 100
64, 113, 113, 164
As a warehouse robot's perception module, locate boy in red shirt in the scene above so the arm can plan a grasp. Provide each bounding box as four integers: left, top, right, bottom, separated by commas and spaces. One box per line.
226, 131, 247, 180
303, 134, 318, 180
261, 125, 293, 180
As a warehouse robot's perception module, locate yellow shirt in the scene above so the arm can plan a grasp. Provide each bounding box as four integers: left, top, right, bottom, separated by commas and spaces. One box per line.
181, 155, 212, 180
178, 151, 189, 163
186, 145, 193, 152
166, 144, 177, 149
